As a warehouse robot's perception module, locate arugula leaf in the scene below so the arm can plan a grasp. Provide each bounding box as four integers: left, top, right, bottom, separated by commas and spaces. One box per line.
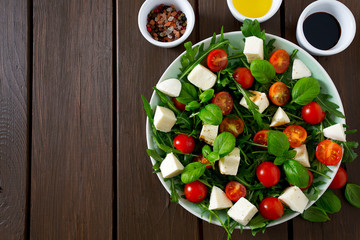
315, 190, 341, 213
146, 149, 163, 162
213, 132, 236, 157
342, 141, 359, 163
267, 131, 289, 156
176, 82, 198, 104
345, 183, 360, 208
153, 87, 181, 115
169, 178, 180, 202
176, 112, 192, 129
181, 162, 207, 184
250, 59, 276, 84
291, 77, 321, 105
316, 94, 345, 119
301, 206, 330, 222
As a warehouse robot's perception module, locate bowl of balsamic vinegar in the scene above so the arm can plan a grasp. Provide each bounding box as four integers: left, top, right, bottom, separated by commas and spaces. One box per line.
296, 0, 356, 56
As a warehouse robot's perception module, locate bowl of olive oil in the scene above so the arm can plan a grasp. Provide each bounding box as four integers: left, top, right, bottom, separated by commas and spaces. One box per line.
227, 0, 282, 23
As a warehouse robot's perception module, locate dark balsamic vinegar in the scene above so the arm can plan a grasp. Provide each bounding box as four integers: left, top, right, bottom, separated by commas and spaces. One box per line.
303, 12, 341, 50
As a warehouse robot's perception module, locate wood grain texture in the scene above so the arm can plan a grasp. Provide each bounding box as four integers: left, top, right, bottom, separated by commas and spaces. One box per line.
31, 1, 113, 239
0, 0, 29, 239
285, 0, 360, 239
117, 0, 201, 239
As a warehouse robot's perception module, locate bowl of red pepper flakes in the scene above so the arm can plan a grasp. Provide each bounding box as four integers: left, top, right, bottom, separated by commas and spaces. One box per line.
138, 0, 195, 48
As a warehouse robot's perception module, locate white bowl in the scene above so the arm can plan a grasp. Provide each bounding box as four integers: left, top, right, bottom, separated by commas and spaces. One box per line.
296, 0, 356, 56
146, 31, 345, 229
226, 0, 283, 23
138, 0, 195, 48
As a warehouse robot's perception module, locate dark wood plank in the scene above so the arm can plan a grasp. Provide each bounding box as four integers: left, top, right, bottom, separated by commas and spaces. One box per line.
0, 0, 29, 239
285, 0, 360, 239
117, 0, 201, 239
31, 1, 113, 239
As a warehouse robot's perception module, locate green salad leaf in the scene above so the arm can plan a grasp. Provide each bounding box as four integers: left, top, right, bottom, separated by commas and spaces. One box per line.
342, 141, 359, 163
267, 131, 289, 157
176, 82, 198, 104
316, 190, 341, 213
316, 94, 345, 119
302, 206, 330, 222
345, 183, 360, 208
213, 132, 236, 158
291, 77, 321, 105
283, 160, 309, 188
181, 162, 207, 184
250, 59, 276, 84
199, 103, 223, 125
199, 89, 214, 103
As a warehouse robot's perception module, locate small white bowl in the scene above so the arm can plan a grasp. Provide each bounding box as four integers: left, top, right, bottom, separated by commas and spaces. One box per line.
296, 0, 356, 56
226, 0, 282, 23
138, 0, 195, 48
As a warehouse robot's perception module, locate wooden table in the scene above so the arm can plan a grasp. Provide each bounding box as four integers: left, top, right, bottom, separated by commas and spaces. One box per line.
0, 0, 359, 239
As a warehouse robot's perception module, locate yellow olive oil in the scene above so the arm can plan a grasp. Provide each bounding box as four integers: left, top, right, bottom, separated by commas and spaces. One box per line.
233, 0, 272, 18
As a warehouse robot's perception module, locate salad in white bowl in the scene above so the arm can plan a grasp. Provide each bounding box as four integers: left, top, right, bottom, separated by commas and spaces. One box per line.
142, 20, 358, 238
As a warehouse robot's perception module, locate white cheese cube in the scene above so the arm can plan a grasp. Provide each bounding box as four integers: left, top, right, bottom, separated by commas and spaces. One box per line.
219, 147, 241, 176
156, 78, 182, 97
199, 124, 219, 145
187, 64, 217, 90
270, 107, 291, 127
243, 36, 264, 63
279, 186, 309, 213
292, 59, 311, 80
209, 186, 233, 210
160, 152, 184, 178
293, 144, 310, 167
239, 91, 269, 114
154, 106, 177, 132
227, 197, 258, 226
323, 123, 346, 142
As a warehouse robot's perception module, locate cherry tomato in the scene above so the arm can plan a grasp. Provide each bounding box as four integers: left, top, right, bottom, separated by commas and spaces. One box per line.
232, 67, 254, 89
173, 134, 195, 154
219, 117, 244, 138
259, 197, 284, 220
269, 49, 290, 74
301, 102, 326, 125
193, 154, 211, 169
212, 91, 233, 115
172, 97, 186, 111
316, 140, 343, 166
329, 166, 347, 189
300, 170, 314, 190
253, 130, 269, 147
268, 82, 290, 106
283, 125, 307, 148
184, 180, 208, 203
256, 162, 281, 187
225, 181, 247, 201
207, 49, 228, 72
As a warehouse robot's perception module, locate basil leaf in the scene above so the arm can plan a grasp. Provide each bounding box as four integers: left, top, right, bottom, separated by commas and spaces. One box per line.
213, 132, 236, 158
285, 150, 297, 159
202, 145, 211, 158
250, 59, 276, 84
315, 190, 341, 213
267, 131, 289, 157
241, 19, 265, 41
301, 206, 330, 222
248, 214, 268, 230
181, 162, 207, 184
207, 152, 220, 163
199, 103, 223, 125
291, 77, 321, 105
274, 156, 287, 165
283, 160, 309, 188
176, 82, 198, 104
199, 89, 214, 103
345, 183, 360, 208
185, 101, 201, 111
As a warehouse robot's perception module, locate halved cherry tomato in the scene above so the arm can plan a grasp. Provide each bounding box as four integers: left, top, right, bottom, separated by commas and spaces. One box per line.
219, 117, 244, 138
301, 102, 326, 125
316, 140, 343, 166
193, 154, 211, 169
301, 170, 314, 190
256, 162, 280, 187
253, 130, 269, 147
212, 91, 233, 115
207, 49, 228, 72
269, 49, 290, 74
329, 166, 347, 189
172, 97, 186, 111
268, 82, 290, 106
225, 181, 246, 201
283, 125, 307, 148
173, 134, 195, 154
232, 67, 254, 89
259, 197, 284, 220
184, 180, 207, 203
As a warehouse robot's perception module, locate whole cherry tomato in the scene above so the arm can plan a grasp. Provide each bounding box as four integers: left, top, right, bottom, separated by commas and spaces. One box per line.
173, 134, 195, 154
256, 162, 281, 187
259, 197, 285, 220
329, 166, 347, 189
172, 97, 186, 111
184, 180, 208, 203
301, 102, 326, 125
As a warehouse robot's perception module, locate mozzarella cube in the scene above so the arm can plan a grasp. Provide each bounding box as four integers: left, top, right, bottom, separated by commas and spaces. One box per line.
199, 124, 219, 145
156, 78, 182, 97
187, 64, 217, 90
292, 59, 311, 80
219, 147, 241, 176
239, 91, 269, 114
243, 36, 264, 63
323, 123, 346, 142
160, 152, 184, 178
270, 107, 291, 127
227, 197, 258, 226
154, 106, 177, 132
209, 186, 233, 210
279, 186, 309, 213
293, 144, 310, 167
